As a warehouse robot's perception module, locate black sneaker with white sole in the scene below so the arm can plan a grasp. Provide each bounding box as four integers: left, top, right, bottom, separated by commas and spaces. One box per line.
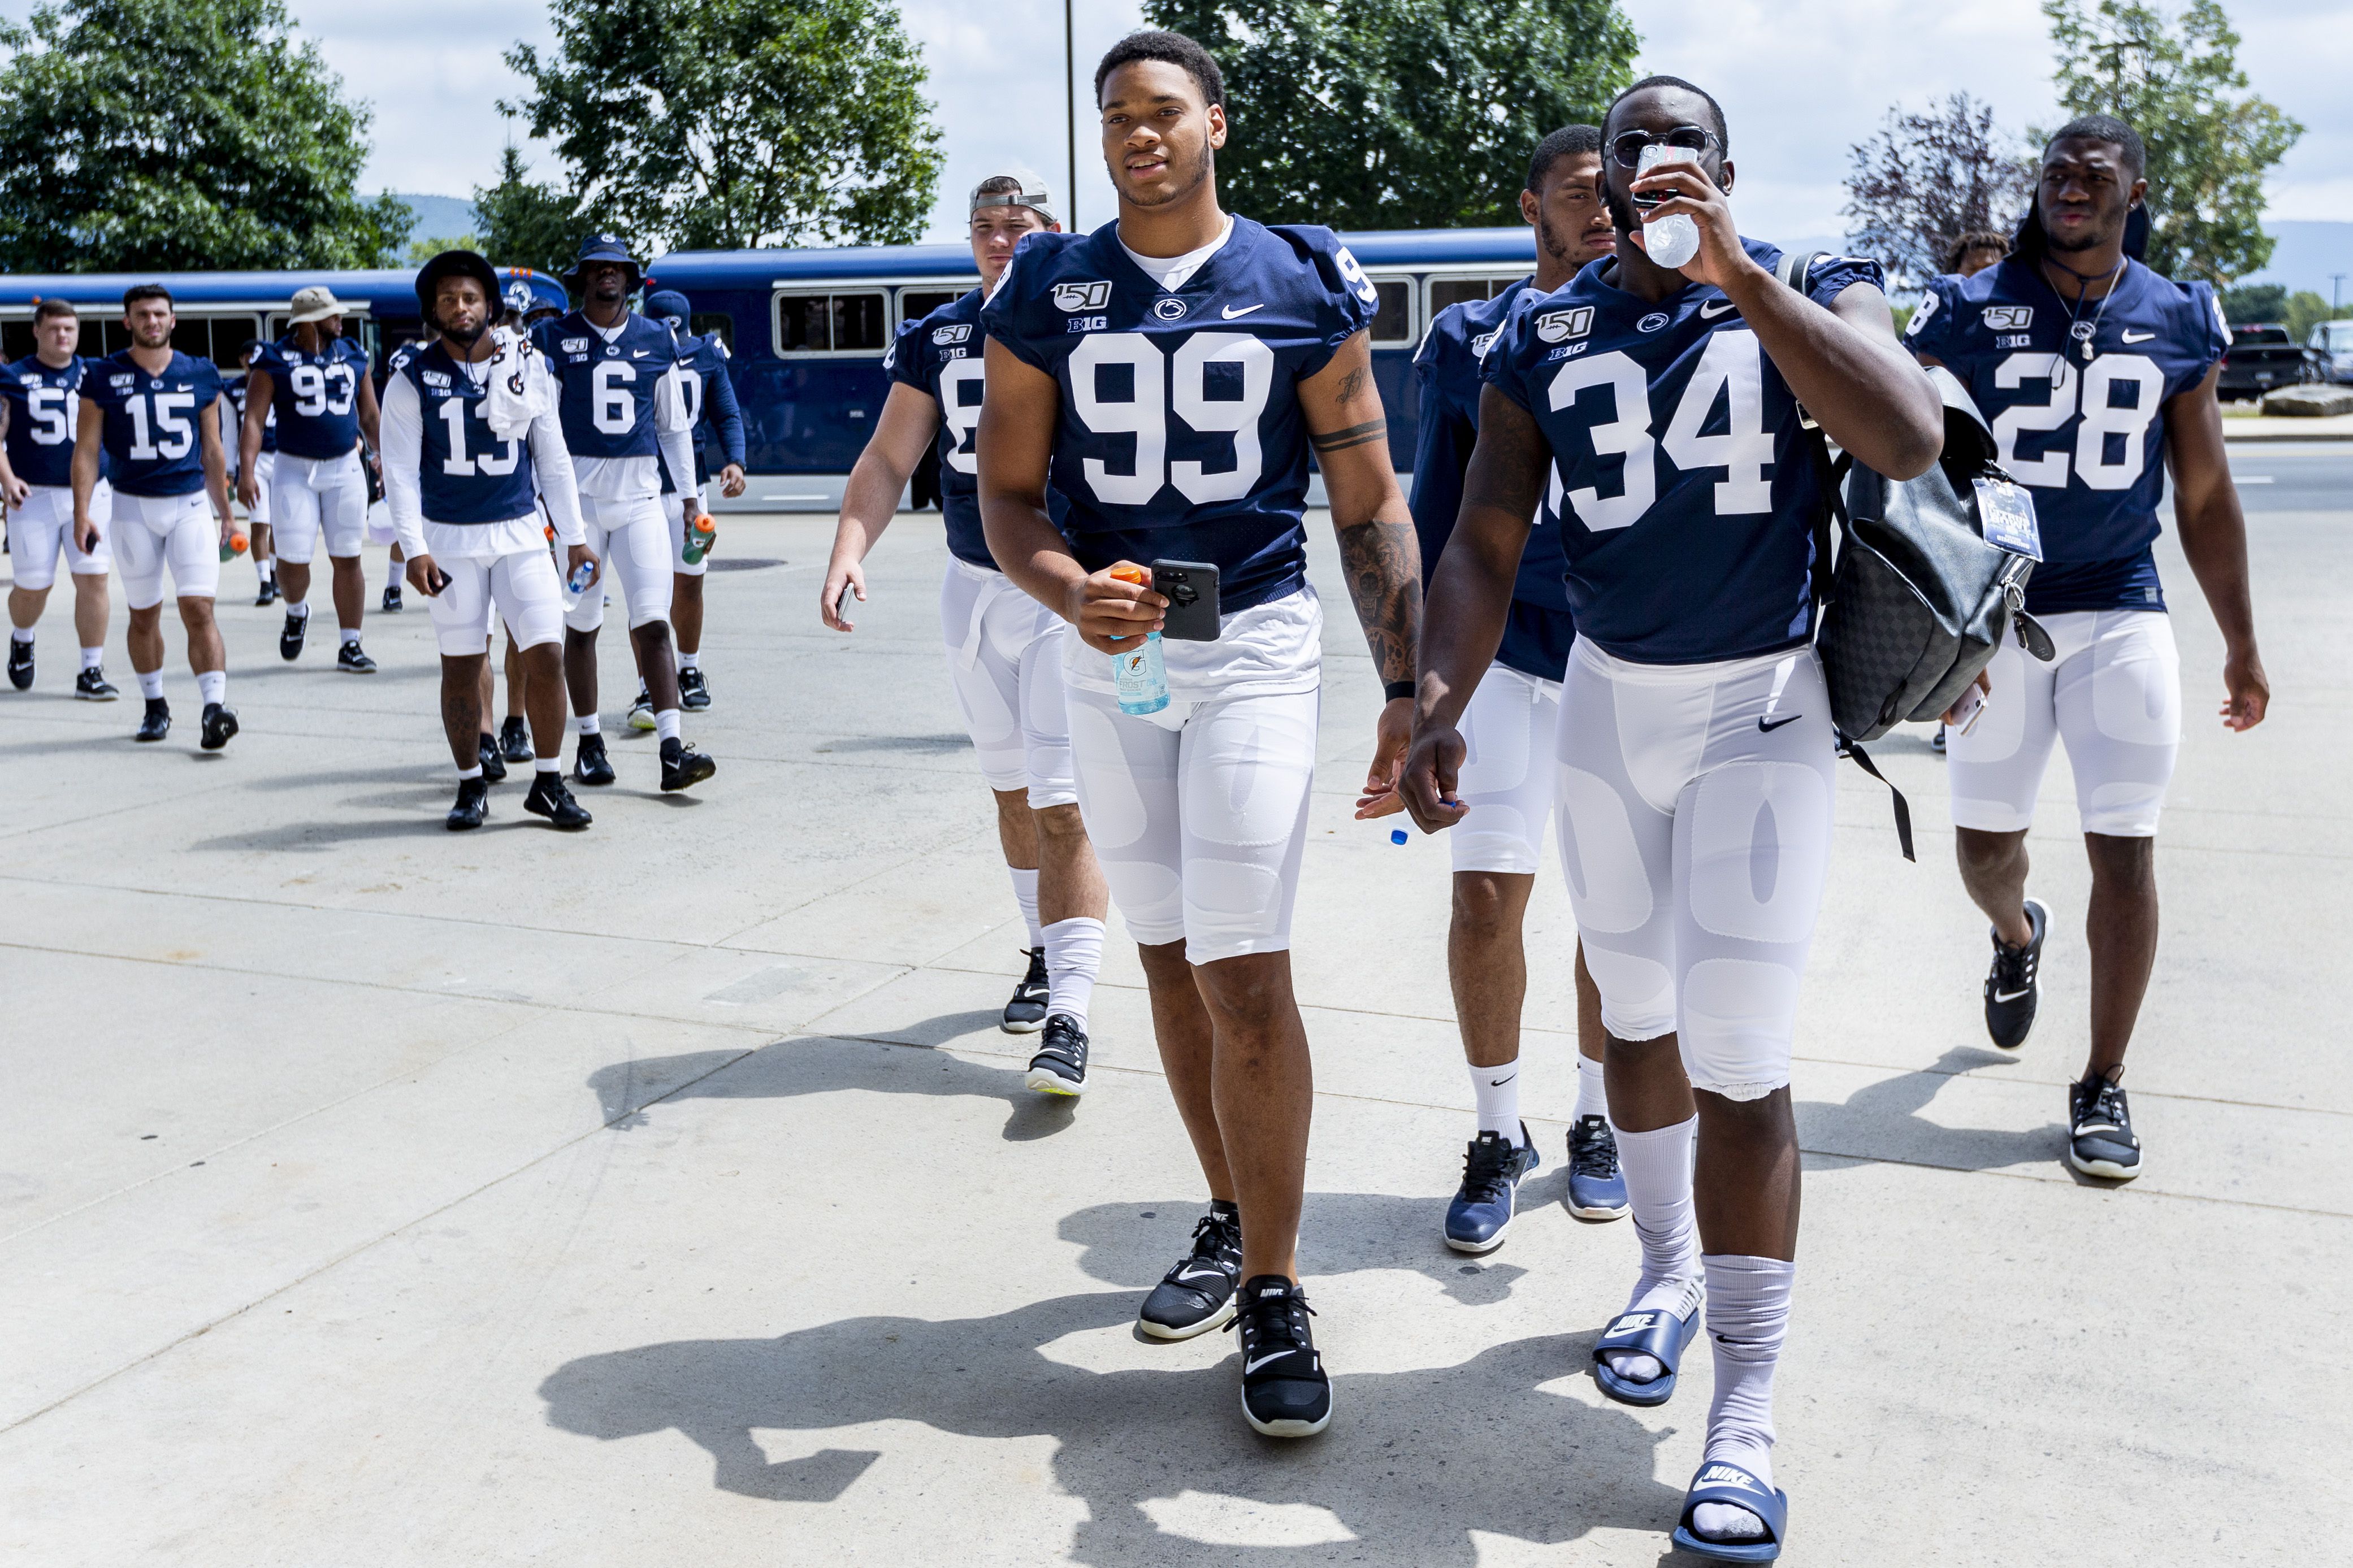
1984, 897, 2049, 1050
1227, 1276, 1332, 1437
573, 732, 616, 786
1138, 1205, 1242, 1340
679, 665, 711, 710
381, 585, 403, 613
75, 667, 120, 701
279, 611, 307, 661
336, 641, 376, 674
1025, 1014, 1089, 1096
525, 772, 594, 830
478, 734, 508, 785
7, 637, 32, 690
2068, 1071, 2142, 1180
658, 737, 717, 792
1002, 947, 1049, 1033
199, 701, 238, 751
628, 684, 656, 731
255, 577, 278, 607
134, 697, 170, 741
499, 715, 534, 764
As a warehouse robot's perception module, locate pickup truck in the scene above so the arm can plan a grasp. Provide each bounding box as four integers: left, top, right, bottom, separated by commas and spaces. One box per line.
2220, 324, 2320, 400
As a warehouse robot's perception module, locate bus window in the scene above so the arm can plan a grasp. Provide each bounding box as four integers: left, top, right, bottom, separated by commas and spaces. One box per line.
167, 315, 262, 369
1, 322, 34, 361
773, 290, 889, 355
898, 289, 961, 327
1427, 276, 1523, 316
690, 312, 734, 351
1367, 279, 1412, 345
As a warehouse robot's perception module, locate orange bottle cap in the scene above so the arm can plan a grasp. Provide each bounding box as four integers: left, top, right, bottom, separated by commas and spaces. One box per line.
1108, 564, 1150, 585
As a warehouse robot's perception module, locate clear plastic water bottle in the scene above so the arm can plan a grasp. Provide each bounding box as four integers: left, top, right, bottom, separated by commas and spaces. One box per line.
1108, 564, 1169, 715
567, 559, 596, 594
1636, 142, 1701, 271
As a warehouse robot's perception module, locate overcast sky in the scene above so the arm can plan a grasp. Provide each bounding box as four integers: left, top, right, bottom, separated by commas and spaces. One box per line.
6, 0, 2347, 241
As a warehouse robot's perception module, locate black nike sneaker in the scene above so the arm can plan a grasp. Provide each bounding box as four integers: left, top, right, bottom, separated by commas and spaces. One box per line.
1566, 1115, 1631, 1220
279, 611, 307, 662
477, 733, 507, 785
1139, 1205, 1243, 1340
255, 575, 278, 608
446, 777, 489, 831
133, 696, 170, 741
628, 684, 656, 731
7, 637, 32, 690
1025, 1014, 1089, 1096
200, 702, 238, 751
1984, 897, 2049, 1050
679, 665, 711, 710
1002, 947, 1050, 1033
498, 715, 534, 764
525, 771, 593, 830
381, 584, 403, 613
2068, 1070, 2142, 1180
336, 641, 376, 674
573, 731, 616, 786
658, 737, 716, 792
1226, 1276, 1332, 1437
75, 667, 119, 701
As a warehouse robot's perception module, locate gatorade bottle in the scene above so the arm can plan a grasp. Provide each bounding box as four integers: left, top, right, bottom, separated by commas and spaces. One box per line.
219, 531, 248, 563
1108, 564, 1168, 716
682, 512, 717, 566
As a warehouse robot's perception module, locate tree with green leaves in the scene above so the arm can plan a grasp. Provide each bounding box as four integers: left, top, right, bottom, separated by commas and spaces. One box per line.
1142, 0, 1639, 229
503, 0, 943, 254
0, 0, 410, 272
473, 146, 579, 278
2042, 0, 2301, 283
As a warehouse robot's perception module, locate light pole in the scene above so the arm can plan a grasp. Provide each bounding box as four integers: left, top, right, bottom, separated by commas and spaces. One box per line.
2333, 273, 2346, 314
1065, 0, 1077, 231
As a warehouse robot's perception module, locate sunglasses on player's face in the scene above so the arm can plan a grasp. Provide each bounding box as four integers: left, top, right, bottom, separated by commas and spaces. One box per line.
1609, 125, 1721, 170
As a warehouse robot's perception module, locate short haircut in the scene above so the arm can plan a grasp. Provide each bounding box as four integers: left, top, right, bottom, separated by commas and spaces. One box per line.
236, 338, 262, 363
1945, 229, 2010, 271
2044, 114, 2145, 179
1095, 29, 1223, 111
1527, 125, 1603, 193
1604, 75, 1729, 154
122, 283, 172, 312
32, 297, 77, 323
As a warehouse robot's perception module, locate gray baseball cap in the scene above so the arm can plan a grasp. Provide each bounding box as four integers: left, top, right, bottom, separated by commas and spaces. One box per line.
970, 172, 1056, 224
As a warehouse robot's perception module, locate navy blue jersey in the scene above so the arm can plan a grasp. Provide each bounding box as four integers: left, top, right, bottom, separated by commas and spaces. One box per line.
1, 354, 94, 488
1484, 241, 1881, 664
658, 329, 746, 496
889, 288, 994, 566
82, 350, 223, 498
981, 217, 1379, 612
398, 343, 536, 524
1410, 279, 1575, 681
227, 375, 278, 454
1906, 256, 2226, 614
252, 333, 366, 459
532, 310, 682, 461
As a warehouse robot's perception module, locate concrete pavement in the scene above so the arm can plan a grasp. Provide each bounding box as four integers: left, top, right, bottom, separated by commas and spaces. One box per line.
1, 493, 2345, 1565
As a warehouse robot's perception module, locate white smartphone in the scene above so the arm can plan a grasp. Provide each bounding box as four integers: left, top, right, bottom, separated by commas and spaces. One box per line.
835, 584, 857, 623
1949, 683, 1989, 736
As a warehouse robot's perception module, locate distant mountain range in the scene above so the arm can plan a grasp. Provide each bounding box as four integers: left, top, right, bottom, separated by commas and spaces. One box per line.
388, 193, 480, 243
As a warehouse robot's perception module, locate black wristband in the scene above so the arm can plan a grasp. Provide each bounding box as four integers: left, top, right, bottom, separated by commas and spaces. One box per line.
1383, 680, 1416, 703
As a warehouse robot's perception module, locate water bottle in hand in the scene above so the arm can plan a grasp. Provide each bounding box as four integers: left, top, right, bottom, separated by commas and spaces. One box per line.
567, 559, 596, 594
1636, 142, 1701, 271
1108, 564, 1168, 716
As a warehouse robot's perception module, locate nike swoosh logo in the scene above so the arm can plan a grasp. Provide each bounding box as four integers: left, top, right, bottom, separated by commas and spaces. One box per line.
2121, 329, 2155, 343
1244, 1353, 1293, 1375
1699, 300, 1737, 319
1176, 1266, 1226, 1282
1221, 303, 1266, 319
1757, 714, 1802, 732
1992, 988, 2033, 1002
1487, 1074, 1516, 1087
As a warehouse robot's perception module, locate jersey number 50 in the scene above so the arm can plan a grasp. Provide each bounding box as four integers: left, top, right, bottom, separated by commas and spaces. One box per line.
1068, 332, 1275, 505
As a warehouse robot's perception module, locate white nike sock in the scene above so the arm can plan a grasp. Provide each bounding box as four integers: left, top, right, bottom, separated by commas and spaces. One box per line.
1691, 1253, 1794, 1543
384, 557, 403, 591
679, 650, 699, 671
81, 646, 104, 671
285, 598, 310, 619
1008, 866, 1042, 949
1042, 915, 1103, 1030
1605, 1114, 1702, 1383
137, 669, 164, 701
9, 627, 31, 646
196, 670, 226, 706
654, 708, 682, 744
1575, 1054, 1610, 1121
341, 626, 362, 647
574, 713, 600, 736
1470, 1058, 1523, 1141
458, 763, 483, 781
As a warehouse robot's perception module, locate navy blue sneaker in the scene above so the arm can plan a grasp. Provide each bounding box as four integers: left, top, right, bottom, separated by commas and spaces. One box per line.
1444, 1124, 1539, 1254
1565, 1115, 1630, 1219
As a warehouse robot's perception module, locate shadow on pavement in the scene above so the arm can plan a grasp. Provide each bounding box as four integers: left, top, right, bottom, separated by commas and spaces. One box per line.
1797, 1045, 2065, 1175
538, 1288, 1684, 1565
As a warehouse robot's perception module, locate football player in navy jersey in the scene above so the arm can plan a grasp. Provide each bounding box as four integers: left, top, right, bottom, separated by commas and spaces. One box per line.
224, 340, 279, 605
979, 32, 1425, 1439
822, 172, 1111, 1094
1388, 124, 1628, 1251
532, 235, 716, 794
72, 284, 245, 749
1401, 77, 1944, 1557
241, 285, 383, 675
1906, 115, 2268, 1183
1, 299, 117, 700
384, 251, 597, 832
642, 288, 747, 714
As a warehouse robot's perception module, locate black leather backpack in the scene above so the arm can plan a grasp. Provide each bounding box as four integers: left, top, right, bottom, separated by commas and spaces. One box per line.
1773, 249, 2056, 858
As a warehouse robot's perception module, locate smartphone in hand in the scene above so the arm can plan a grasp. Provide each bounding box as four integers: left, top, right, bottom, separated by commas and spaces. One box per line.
1150, 559, 1221, 641
1949, 682, 1988, 736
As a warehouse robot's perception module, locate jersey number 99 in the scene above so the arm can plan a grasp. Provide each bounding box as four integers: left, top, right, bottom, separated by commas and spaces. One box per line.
1068, 331, 1275, 505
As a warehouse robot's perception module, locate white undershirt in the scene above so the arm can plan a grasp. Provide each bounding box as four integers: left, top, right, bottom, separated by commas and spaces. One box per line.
1119, 216, 1233, 293
381, 357, 586, 560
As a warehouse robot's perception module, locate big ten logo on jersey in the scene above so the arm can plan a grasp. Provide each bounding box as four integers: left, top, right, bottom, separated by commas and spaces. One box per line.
560, 336, 591, 360
1536, 306, 1596, 362
1053, 280, 1112, 313
1332, 246, 1380, 307
1982, 306, 2033, 332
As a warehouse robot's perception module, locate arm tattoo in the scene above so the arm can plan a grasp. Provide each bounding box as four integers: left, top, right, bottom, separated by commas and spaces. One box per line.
1310, 418, 1388, 454
1336, 518, 1422, 685
1333, 366, 1367, 405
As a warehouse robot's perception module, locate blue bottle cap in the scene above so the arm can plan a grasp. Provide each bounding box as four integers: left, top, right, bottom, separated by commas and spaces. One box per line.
1390, 828, 1407, 845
